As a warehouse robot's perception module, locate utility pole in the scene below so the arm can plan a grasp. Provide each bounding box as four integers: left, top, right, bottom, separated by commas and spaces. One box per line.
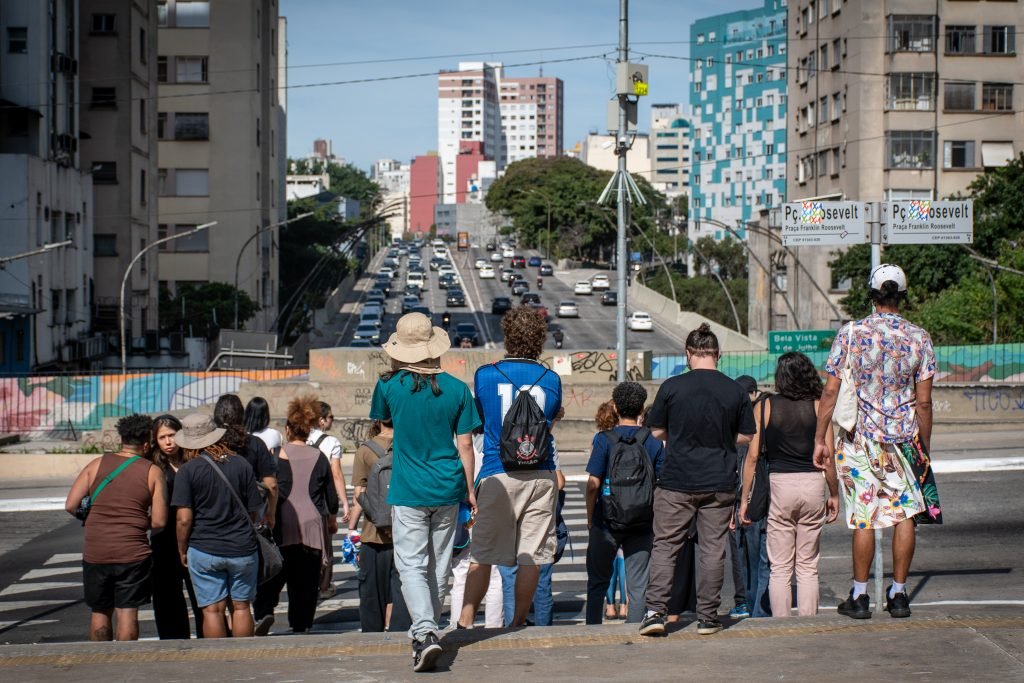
615, 0, 629, 382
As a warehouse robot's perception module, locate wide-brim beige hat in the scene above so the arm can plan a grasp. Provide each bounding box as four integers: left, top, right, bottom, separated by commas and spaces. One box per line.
174, 412, 226, 450
383, 312, 451, 363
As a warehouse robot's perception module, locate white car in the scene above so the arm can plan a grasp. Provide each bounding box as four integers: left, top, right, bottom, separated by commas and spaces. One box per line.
438, 265, 457, 279
434, 247, 450, 260
628, 311, 654, 331
574, 280, 593, 295
557, 301, 579, 318
474, 258, 488, 269
406, 272, 426, 288
379, 267, 396, 280
502, 246, 515, 258
479, 265, 496, 279
490, 252, 503, 262
591, 274, 611, 290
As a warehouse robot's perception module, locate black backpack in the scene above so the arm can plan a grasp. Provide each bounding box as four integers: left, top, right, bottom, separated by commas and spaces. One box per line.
493, 363, 552, 471
600, 427, 656, 533
355, 439, 393, 530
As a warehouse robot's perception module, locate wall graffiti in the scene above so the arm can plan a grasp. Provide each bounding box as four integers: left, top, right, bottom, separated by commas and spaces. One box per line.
961, 387, 1024, 413
334, 417, 374, 448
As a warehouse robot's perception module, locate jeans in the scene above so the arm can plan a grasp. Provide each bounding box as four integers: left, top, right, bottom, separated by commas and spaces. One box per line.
391, 504, 458, 641
739, 516, 771, 618
585, 525, 652, 624
498, 563, 555, 626
606, 554, 626, 604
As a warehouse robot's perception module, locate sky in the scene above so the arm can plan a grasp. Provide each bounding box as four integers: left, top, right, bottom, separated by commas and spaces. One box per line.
280, 0, 760, 172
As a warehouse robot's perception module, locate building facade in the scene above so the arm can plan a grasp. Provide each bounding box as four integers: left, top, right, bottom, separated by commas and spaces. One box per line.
499, 74, 564, 165
580, 133, 651, 175
437, 62, 502, 204
0, 0, 97, 372
785, 0, 1024, 330
156, 0, 286, 334
409, 153, 440, 233
688, 0, 788, 245
648, 104, 691, 197
79, 0, 159, 343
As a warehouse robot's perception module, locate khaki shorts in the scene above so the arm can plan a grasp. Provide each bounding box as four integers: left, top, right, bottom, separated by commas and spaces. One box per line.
470, 470, 557, 567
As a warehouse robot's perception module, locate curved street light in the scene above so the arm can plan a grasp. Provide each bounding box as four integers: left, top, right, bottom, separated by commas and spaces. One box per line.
233, 211, 314, 329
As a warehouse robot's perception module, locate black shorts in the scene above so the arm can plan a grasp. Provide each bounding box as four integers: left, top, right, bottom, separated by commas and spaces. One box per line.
82, 556, 153, 610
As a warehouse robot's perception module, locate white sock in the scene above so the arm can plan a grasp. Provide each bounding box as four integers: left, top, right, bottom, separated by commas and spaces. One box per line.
889, 582, 906, 598
645, 609, 659, 618
852, 581, 868, 598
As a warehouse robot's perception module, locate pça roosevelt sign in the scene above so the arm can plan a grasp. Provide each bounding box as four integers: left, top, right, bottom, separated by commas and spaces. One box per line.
884, 200, 973, 244
781, 201, 868, 246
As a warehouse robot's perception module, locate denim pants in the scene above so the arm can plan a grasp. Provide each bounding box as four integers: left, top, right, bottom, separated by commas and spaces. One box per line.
739, 516, 771, 618
498, 563, 554, 626
391, 504, 458, 641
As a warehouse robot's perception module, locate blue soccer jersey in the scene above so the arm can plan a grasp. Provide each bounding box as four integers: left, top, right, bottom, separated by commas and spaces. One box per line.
475, 358, 563, 479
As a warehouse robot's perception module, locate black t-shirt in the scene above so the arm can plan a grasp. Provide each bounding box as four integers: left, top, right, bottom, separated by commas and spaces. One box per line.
646, 369, 756, 493
240, 435, 277, 480
171, 454, 261, 557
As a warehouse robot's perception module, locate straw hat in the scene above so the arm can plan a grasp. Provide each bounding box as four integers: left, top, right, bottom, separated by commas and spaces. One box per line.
382, 312, 451, 363
174, 413, 226, 450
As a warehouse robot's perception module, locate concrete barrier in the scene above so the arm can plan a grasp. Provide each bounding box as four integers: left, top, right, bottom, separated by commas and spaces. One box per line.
629, 282, 763, 352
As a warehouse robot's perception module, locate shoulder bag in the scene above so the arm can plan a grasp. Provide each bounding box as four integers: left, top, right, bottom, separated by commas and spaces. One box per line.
199, 453, 283, 585
833, 323, 859, 433
745, 397, 770, 522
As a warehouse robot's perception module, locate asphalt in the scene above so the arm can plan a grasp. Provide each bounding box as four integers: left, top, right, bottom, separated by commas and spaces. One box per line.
0, 607, 1020, 681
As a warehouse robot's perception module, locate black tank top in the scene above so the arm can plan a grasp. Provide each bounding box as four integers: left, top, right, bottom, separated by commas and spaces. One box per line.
763, 395, 819, 474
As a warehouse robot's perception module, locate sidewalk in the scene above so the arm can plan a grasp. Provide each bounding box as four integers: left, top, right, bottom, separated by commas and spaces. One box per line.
1, 606, 1020, 681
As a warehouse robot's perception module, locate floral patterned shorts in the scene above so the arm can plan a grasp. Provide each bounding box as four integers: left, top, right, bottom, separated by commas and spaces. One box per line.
834, 431, 941, 530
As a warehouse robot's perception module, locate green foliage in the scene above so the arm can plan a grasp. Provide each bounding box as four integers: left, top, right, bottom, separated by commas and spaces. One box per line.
159, 282, 259, 333
693, 236, 748, 280
648, 271, 749, 332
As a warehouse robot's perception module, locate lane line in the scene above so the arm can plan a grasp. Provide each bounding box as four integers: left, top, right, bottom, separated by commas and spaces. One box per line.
450, 249, 494, 346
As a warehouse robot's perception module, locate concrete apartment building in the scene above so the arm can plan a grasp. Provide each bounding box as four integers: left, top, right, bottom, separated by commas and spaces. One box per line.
156, 0, 286, 334
580, 132, 651, 175
437, 62, 502, 204
649, 104, 691, 198
372, 158, 411, 240
79, 0, 159, 345
499, 74, 564, 165
409, 153, 439, 233
785, 0, 1024, 331
0, 0, 97, 372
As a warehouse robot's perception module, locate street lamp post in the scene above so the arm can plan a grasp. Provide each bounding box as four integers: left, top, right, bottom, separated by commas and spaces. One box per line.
233, 211, 314, 330
120, 221, 217, 373
962, 247, 1024, 344
0, 240, 72, 266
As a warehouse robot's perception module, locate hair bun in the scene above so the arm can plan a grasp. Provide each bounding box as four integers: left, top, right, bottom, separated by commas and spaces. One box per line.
697, 323, 712, 334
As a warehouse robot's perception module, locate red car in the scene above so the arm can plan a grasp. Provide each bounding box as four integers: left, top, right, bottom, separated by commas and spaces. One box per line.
527, 301, 549, 320
511, 256, 526, 268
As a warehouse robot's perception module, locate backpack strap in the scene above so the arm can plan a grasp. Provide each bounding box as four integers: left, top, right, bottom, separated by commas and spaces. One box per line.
362, 439, 388, 459
602, 429, 621, 445
492, 360, 549, 395
633, 426, 652, 446
312, 433, 329, 450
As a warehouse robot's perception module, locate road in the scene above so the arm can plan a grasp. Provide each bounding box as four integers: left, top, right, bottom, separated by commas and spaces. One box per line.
334, 242, 687, 351
1, 465, 1022, 643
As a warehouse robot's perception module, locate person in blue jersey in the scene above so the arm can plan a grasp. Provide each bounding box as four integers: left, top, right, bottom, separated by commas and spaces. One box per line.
457, 306, 563, 629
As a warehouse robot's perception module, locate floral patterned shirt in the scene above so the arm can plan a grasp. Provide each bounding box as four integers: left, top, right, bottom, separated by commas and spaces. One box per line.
825, 313, 937, 443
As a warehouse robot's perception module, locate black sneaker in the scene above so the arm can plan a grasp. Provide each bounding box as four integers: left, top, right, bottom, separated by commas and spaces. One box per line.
638, 611, 666, 636
837, 590, 872, 619
697, 619, 724, 635
253, 614, 274, 637
885, 588, 912, 618
412, 632, 443, 673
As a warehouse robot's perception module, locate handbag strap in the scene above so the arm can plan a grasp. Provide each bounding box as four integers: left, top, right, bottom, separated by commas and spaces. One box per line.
758, 396, 769, 459
200, 453, 258, 533
844, 323, 855, 371
92, 455, 141, 503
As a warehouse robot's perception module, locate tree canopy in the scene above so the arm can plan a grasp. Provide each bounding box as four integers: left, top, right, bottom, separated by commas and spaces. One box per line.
159, 282, 258, 335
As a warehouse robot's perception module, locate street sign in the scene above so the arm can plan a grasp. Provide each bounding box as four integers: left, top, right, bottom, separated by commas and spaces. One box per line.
781, 202, 868, 246
884, 199, 973, 244
768, 329, 836, 353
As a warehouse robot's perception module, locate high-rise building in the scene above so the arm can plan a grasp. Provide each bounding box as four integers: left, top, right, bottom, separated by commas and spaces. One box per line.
499, 74, 564, 165
409, 154, 440, 233
437, 62, 502, 204
79, 0, 159, 343
689, 0, 788, 244
156, 0, 286, 332
785, 0, 1024, 330
648, 104, 691, 197
581, 133, 651, 175
0, 0, 97, 372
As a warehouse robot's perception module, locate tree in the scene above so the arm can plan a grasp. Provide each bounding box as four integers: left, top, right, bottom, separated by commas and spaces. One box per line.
287, 159, 382, 215
159, 282, 258, 335
693, 236, 747, 280
647, 270, 748, 332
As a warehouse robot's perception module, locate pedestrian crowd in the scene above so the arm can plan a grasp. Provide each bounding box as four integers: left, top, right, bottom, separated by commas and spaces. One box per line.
65, 264, 940, 673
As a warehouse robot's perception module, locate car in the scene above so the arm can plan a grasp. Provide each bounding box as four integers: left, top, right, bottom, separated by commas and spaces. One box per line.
557, 301, 579, 318
404, 284, 423, 299
408, 263, 426, 275
429, 257, 448, 271
591, 274, 611, 290
527, 301, 549, 320
353, 324, 381, 345
491, 296, 512, 315
431, 238, 445, 249
502, 246, 515, 258
401, 295, 420, 313
452, 323, 480, 347
528, 256, 542, 268
386, 249, 399, 259
408, 253, 422, 264
628, 311, 654, 331
574, 280, 593, 295
365, 291, 386, 307
361, 301, 383, 316
438, 273, 457, 289
539, 263, 554, 276
511, 280, 530, 296
406, 272, 425, 288
521, 292, 541, 305
501, 267, 515, 282
508, 273, 525, 288
359, 311, 381, 328
372, 277, 391, 297
438, 263, 456, 276
485, 242, 496, 251
479, 264, 496, 279
378, 266, 396, 280
382, 257, 400, 270
411, 305, 431, 317
349, 339, 373, 348
601, 290, 617, 306
511, 255, 526, 268
397, 246, 409, 256
474, 258, 488, 269
490, 251, 503, 262
434, 247, 450, 260
446, 288, 467, 307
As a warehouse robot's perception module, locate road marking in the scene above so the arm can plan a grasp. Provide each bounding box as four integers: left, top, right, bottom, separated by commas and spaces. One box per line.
43, 553, 82, 565
0, 600, 71, 613
0, 581, 81, 597
450, 251, 493, 345
0, 497, 66, 512
20, 567, 81, 580
931, 457, 1024, 473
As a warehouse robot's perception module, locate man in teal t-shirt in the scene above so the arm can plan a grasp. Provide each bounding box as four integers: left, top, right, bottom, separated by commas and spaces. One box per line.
370, 312, 480, 673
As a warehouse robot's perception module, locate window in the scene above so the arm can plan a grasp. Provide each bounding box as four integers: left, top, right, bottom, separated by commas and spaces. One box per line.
888, 15, 936, 53
7, 27, 27, 53
90, 87, 117, 109
172, 225, 208, 252
832, 92, 842, 120
943, 140, 975, 169
91, 14, 116, 34
886, 131, 935, 169
981, 83, 1013, 111
831, 147, 841, 175
92, 162, 117, 183
173, 113, 209, 139
94, 234, 117, 256
175, 169, 209, 196
157, 0, 168, 26
137, 98, 147, 135
157, 112, 168, 139
819, 96, 829, 124
981, 142, 1015, 168
832, 38, 841, 68
886, 73, 935, 111
140, 169, 147, 205
944, 81, 975, 111
158, 169, 168, 195
945, 25, 976, 54
175, 56, 208, 83
139, 28, 147, 64
176, 1, 210, 28
983, 26, 1014, 55
820, 44, 828, 72
157, 56, 168, 82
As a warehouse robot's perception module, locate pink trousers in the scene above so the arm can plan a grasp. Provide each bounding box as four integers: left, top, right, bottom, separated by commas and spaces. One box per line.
766, 472, 826, 617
